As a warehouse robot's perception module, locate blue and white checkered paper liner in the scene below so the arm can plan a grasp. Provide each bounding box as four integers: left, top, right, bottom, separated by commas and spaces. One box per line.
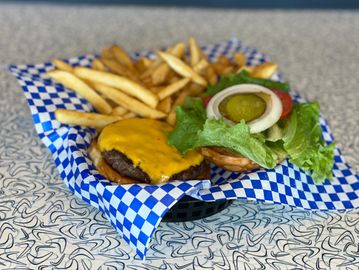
9, 38, 359, 259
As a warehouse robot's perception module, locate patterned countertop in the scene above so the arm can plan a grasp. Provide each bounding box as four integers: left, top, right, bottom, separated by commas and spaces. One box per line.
0, 4, 358, 269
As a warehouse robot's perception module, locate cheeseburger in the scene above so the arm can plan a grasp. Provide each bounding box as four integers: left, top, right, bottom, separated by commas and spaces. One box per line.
90, 118, 210, 184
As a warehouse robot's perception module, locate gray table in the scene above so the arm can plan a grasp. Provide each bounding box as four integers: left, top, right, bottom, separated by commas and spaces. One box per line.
1, 4, 359, 269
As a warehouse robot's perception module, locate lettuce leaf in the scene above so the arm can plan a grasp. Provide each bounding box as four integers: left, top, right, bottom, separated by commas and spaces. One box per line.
168, 99, 277, 168
206, 70, 290, 96
282, 102, 335, 182
168, 98, 207, 153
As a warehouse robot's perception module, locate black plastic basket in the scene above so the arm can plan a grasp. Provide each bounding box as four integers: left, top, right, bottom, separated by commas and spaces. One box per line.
162, 196, 233, 222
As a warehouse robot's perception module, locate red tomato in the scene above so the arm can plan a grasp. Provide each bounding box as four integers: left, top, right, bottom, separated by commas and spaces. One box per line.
202, 95, 213, 107
272, 89, 293, 119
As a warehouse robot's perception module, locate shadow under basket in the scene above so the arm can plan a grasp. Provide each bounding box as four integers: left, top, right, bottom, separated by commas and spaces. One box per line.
162, 196, 233, 222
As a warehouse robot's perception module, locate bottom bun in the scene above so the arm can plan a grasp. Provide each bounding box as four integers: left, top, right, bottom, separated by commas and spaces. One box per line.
200, 147, 264, 172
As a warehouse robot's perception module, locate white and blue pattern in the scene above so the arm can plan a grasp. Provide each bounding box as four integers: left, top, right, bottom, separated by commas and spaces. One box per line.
8, 38, 359, 259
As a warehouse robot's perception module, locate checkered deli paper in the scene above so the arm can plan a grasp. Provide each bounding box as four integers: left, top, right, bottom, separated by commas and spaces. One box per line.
9, 38, 359, 259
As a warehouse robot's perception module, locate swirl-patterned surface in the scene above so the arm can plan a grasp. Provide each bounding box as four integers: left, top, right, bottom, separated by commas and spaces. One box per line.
1, 4, 359, 269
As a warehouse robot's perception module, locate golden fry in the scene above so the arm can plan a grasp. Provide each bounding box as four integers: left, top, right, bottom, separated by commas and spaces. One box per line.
251, 62, 278, 79
151, 62, 170, 86
52, 59, 73, 73
233, 52, 246, 67
48, 70, 112, 114
193, 58, 209, 73
101, 48, 113, 59
101, 57, 139, 82
157, 51, 207, 86
111, 45, 134, 69
157, 97, 172, 114
74, 67, 159, 108
122, 112, 137, 119
111, 106, 128, 116
140, 42, 186, 80
236, 65, 254, 74
189, 37, 201, 66
205, 64, 218, 85
217, 55, 232, 66
134, 57, 151, 73
169, 42, 186, 59
92, 83, 166, 119
92, 58, 106, 71
157, 78, 190, 100
55, 109, 121, 128
166, 111, 176, 126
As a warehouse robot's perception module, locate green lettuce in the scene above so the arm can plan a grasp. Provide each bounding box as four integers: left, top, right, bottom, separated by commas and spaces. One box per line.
281, 102, 335, 182
206, 70, 290, 96
168, 99, 334, 183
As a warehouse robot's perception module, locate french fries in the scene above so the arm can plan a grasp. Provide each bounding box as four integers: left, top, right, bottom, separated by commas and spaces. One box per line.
48, 70, 112, 114
157, 51, 207, 86
74, 67, 159, 108
92, 82, 166, 119
251, 62, 278, 79
189, 37, 201, 67
157, 97, 172, 114
111, 45, 134, 70
52, 59, 73, 73
92, 58, 106, 71
157, 78, 190, 100
111, 106, 128, 116
233, 52, 246, 67
55, 109, 122, 128
50, 39, 280, 132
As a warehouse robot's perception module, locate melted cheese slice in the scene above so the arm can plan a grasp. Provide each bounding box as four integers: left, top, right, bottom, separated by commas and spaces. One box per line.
98, 118, 204, 184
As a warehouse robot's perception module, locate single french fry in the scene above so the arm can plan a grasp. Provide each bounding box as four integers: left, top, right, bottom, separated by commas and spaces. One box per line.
233, 52, 246, 67
217, 55, 232, 66
92, 82, 166, 119
169, 42, 186, 59
236, 65, 254, 74
100, 57, 139, 82
134, 57, 151, 73
92, 58, 106, 71
206, 64, 218, 85
111, 45, 134, 69
122, 112, 137, 119
101, 48, 113, 59
157, 78, 190, 100
74, 67, 159, 108
157, 96, 172, 114
55, 109, 121, 128
157, 51, 207, 86
111, 106, 128, 116
151, 62, 170, 86
251, 62, 278, 79
48, 70, 112, 114
193, 58, 209, 74
166, 111, 176, 126
52, 59, 73, 73
140, 42, 186, 80
189, 37, 201, 67
188, 82, 206, 96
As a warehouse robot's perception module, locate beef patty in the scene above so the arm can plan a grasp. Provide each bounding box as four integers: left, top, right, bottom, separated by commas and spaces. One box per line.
102, 150, 209, 184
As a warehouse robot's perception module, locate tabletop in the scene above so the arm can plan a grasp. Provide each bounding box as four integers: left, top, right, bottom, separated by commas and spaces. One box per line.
1, 4, 359, 269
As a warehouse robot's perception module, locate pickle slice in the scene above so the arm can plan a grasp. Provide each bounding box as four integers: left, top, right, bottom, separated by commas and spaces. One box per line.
219, 93, 267, 123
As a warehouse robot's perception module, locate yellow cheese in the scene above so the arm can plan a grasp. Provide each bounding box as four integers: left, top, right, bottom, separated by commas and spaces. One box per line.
98, 118, 204, 184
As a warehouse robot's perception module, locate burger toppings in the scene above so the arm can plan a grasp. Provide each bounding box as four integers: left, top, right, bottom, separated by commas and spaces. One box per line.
206, 84, 283, 133
168, 71, 335, 183
98, 118, 204, 184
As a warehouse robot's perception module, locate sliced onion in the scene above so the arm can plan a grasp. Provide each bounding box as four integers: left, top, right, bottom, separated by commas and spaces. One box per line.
206, 84, 283, 133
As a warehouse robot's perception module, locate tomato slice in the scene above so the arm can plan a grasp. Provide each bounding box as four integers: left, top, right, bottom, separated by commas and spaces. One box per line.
202, 95, 213, 107
271, 89, 293, 119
